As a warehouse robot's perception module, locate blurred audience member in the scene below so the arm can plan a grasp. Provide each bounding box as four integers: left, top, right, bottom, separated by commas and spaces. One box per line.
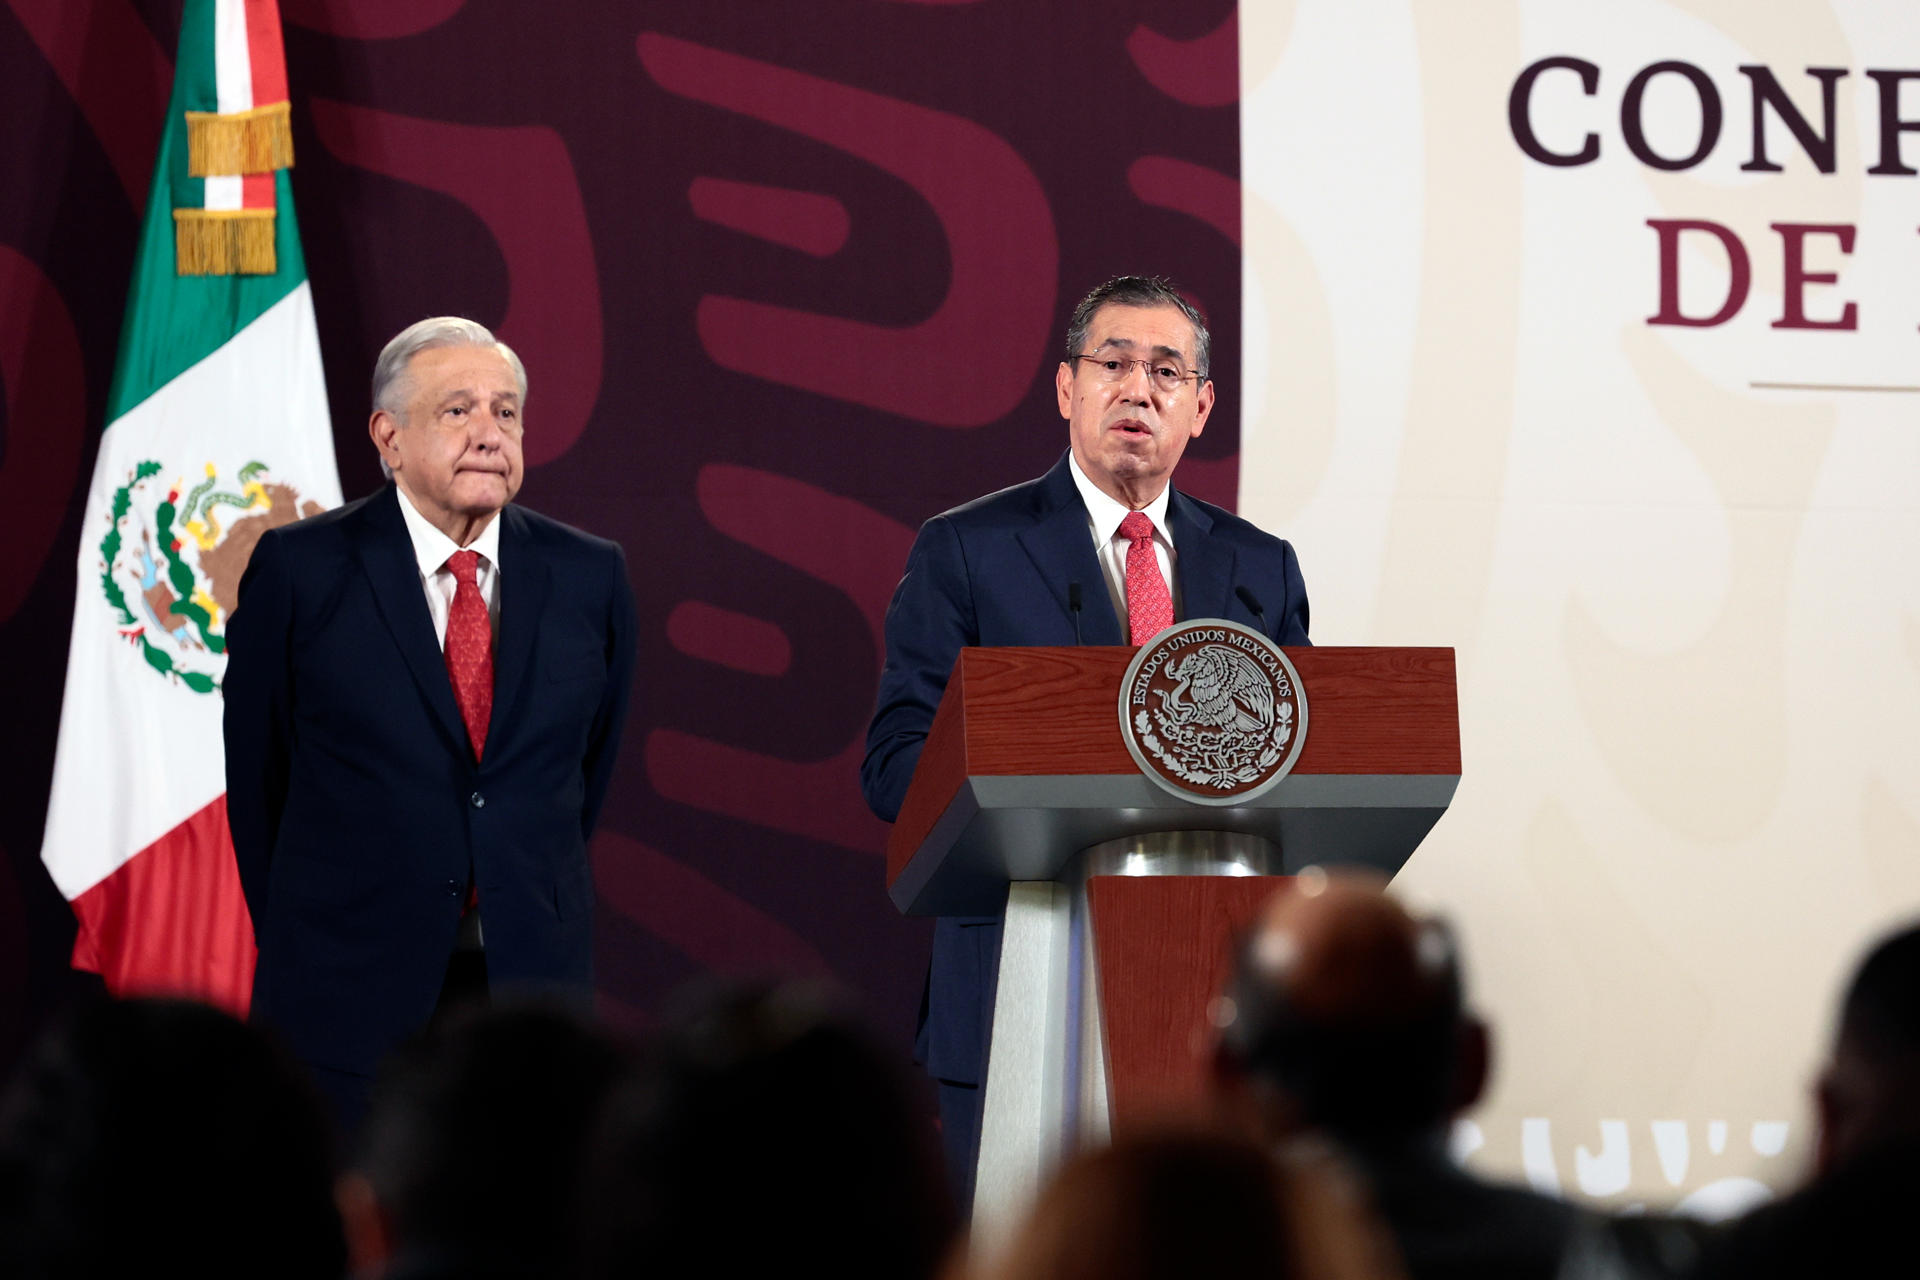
1553, 1212, 1710, 1280
1211, 869, 1582, 1280
580, 979, 954, 1280
0, 996, 344, 1280
1690, 919, 1920, 1279
337, 1001, 630, 1280
983, 1127, 1403, 1280
1810, 918, 1920, 1172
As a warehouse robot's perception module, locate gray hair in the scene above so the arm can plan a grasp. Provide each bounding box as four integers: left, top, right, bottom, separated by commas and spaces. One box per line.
1064, 276, 1211, 379
372, 316, 528, 420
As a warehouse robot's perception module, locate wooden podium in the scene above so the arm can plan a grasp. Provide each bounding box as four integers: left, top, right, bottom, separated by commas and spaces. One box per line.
884, 644, 1460, 1243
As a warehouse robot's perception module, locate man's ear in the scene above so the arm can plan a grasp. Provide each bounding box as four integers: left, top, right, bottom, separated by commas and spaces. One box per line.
368, 409, 400, 470
1449, 1017, 1491, 1115
335, 1171, 395, 1276
1056, 361, 1075, 420
1190, 378, 1215, 437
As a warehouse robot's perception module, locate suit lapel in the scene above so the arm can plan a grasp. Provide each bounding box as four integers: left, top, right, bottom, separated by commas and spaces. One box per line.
1168, 487, 1235, 623
354, 485, 469, 753
1015, 455, 1124, 645
488, 505, 550, 753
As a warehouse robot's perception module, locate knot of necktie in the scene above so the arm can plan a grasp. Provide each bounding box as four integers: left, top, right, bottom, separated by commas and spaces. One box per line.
446, 548, 480, 586
1119, 510, 1155, 546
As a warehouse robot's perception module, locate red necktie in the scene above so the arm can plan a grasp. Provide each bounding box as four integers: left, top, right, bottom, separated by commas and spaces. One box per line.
1119, 511, 1173, 646
443, 549, 493, 761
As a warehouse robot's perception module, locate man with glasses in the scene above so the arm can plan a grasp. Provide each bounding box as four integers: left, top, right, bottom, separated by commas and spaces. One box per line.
862, 275, 1311, 1212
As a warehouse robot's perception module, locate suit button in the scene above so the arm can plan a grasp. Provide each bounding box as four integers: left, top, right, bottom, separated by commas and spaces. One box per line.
470, 791, 485, 809
446, 880, 460, 898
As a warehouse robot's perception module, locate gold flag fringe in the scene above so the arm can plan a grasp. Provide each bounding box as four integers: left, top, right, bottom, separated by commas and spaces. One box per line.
173, 209, 277, 276
185, 101, 294, 177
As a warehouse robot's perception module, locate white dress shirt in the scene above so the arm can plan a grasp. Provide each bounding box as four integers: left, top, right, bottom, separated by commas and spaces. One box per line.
394, 486, 502, 647
1066, 451, 1180, 628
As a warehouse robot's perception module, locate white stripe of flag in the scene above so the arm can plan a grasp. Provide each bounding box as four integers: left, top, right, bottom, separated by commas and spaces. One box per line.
213, 0, 255, 114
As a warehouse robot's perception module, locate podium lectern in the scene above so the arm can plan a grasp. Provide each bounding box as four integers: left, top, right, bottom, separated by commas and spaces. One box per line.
884, 643, 1459, 1245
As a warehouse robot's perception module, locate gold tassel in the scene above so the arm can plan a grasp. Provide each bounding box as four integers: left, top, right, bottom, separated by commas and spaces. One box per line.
173, 209, 277, 276
185, 101, 294, 177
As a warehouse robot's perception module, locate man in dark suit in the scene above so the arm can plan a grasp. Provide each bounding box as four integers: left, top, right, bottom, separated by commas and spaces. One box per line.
862, 276, 1310, 1210
1212, 871, 1582, 1280
224, 317, 637, 1133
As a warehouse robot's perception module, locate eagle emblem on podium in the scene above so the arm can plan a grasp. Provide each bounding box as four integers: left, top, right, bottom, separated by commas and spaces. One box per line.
1119, 619, 1306, 805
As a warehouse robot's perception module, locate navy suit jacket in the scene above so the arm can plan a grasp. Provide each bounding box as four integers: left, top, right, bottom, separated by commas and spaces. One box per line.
861, 453, 1309, 1085
223, 484, 636, 1079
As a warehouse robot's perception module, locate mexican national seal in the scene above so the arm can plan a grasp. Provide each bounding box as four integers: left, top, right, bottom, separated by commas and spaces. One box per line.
1118, 618, 1307, 805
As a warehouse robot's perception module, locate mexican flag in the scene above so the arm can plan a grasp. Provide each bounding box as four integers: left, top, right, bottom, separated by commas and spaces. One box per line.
39, 0, 339, 1013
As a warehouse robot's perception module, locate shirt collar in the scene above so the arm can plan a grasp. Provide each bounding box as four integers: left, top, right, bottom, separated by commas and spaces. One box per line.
394, 484, 503, 578
1067, 450, 1174, 545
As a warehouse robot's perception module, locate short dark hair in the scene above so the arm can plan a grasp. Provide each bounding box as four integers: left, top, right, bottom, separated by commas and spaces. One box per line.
1220, 917, 1467, 1141
0, 998, 344, 1280
1838, 922, 1920, 1064
354, 1001, 630, 1273
581, 980, 954, 1280
1065, 275, 1211, 378
999, 1130, 1295, 1280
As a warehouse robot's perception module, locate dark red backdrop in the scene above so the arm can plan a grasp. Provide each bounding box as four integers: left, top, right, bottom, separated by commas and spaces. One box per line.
0, 0, 1242, 1074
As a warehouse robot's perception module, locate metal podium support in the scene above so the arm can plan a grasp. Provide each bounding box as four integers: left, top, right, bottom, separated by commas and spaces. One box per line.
970, 831, 1281, 1255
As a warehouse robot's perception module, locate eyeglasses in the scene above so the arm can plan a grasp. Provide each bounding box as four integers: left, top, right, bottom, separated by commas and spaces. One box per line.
1072, 355, 1204, 396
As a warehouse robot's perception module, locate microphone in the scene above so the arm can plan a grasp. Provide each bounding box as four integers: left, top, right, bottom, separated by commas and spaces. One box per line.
1068, 582, 1084, 646
1235, 585, 1269, 636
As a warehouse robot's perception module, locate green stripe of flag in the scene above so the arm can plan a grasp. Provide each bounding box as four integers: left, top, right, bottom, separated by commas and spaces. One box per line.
173, 0, 221, 115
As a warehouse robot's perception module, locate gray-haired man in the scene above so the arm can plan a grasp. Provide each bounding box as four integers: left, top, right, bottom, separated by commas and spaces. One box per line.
224, 317, 637, 1134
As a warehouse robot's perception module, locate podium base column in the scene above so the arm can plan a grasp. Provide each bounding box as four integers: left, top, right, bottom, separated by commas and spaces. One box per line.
969, 832, 1280, 1255
971, 879, 1072, 1258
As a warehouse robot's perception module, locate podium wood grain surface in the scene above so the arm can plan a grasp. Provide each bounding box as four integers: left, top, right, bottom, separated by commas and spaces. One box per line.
1088, 875, 1291, 1132
887, 645, 1459, 892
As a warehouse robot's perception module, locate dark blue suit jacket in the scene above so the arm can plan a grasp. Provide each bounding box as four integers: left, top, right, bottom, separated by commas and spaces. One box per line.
223, 484, 636, 1079
861, 453, 1309, 1085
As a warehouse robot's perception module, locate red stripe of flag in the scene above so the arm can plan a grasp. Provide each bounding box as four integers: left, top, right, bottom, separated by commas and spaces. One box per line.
68, 795, 256, 1015
243, 0, 288, 104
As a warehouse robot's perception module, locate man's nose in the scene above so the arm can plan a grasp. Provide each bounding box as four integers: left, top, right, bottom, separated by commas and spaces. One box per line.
1118, 359, 1154, 400
470, 409, 506, 446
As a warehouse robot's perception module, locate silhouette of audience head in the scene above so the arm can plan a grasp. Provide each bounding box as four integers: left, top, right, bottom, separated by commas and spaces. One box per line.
1211, 872, 1589, 1280
985, 1127, 1401, 1280
580, 978, 954, 1280
338, 999, 630, 1278
0, 996, 343, 1280
1213, 868, 1486, 1149
1688, 919, 1920, 1280
1814, 918, 1920, 1176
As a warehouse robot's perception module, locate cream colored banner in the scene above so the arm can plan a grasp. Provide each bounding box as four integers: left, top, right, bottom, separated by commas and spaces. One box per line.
1240, 0, 1920, 1213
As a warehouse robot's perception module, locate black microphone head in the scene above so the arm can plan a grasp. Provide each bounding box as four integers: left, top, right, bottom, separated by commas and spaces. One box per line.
1235, 585, 1265, 616
1068, 581, 1083, 611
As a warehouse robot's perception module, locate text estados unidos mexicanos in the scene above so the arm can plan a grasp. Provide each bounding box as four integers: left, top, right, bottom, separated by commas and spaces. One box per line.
1130, 629, 1293, 705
